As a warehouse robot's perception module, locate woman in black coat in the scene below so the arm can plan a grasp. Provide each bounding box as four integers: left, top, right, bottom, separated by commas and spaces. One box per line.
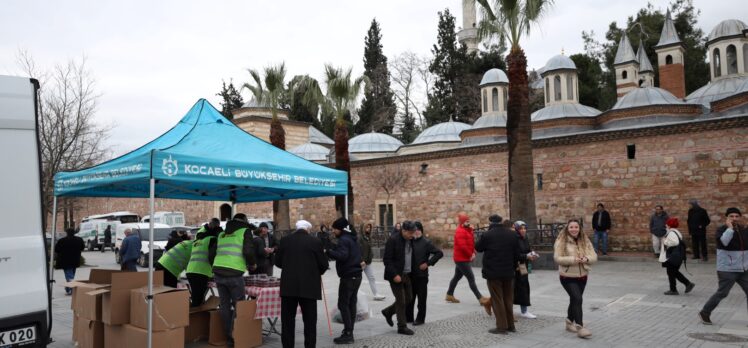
513, 221, 538, 319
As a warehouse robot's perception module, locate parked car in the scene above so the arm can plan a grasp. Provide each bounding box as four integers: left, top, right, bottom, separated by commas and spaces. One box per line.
113, 222, 171, 266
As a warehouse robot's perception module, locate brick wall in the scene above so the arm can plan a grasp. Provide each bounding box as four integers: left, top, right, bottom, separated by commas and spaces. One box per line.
659, 64, 686, 99
711, 92, 748, 113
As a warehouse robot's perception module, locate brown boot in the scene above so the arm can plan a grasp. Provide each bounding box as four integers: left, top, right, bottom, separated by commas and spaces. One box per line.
445, 295, 460, 303
576, 324, 591, 338
565, 319, 577, 333
479, 297, 492, 315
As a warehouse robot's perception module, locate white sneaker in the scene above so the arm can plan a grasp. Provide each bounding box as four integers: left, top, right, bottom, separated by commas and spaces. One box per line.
373, 295, 386, 301
520, 312, 537, 319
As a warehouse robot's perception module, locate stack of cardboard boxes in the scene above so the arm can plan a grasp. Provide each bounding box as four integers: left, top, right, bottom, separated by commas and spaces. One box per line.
67, 269, 262, 348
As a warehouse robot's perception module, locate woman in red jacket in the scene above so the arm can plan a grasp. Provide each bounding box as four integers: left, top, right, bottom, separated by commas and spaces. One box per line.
446, 212, 490, 308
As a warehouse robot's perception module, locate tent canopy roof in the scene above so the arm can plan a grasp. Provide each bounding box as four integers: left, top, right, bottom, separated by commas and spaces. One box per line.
54, 99, 348, 202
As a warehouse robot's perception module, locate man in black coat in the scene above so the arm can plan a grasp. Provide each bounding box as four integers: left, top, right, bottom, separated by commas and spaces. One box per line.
55, 228, 85, 295
258, 222, 278, 276
406, 221, 443, 325
275, 220, 328, 348
101, 225, 113, 252
382, 220, 417, 335
592, 203, 612, 255
475, 214, 521, 334
326, 217, 363, 344
688, 199, 711, 261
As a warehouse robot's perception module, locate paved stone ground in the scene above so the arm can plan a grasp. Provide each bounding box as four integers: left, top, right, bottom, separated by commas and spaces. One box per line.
49, 251, 748, 347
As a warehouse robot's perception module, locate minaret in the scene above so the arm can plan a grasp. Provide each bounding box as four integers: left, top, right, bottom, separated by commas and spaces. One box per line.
654, 9, 686, 98
637, 43, 655, 87
458, 0, 479, 54
614, 34, 639, 98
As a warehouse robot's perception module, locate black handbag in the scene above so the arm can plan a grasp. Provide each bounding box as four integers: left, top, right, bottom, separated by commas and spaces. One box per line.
665, 233, 685, 267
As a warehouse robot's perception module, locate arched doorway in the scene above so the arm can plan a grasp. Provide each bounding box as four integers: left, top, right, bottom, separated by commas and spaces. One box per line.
219, 203, 232, 221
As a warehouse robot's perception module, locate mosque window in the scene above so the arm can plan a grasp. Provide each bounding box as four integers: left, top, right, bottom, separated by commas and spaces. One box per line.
482, 89, 487, 112
744, 44, 748, 74
627, 144, 636, 160
622, 70, 628, 79
554, 75, 562, 101
713, 48, 721, 77
666, 55, 673, 65
545, 78, 550, 103
726, 45, 738, 75
492, 88, 499, 111
536, 174, 543, 191
567, 76, 574, 100
503, 88, 508, 110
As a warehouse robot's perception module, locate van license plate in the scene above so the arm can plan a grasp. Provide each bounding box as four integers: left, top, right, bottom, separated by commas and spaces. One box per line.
0, 326, 36, 346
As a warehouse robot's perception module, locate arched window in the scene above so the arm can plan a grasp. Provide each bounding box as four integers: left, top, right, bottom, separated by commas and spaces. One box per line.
666, 55, 673, 65
482, 89, 487, 112
554, 75, 562, 101
744, 44, 748, 74
727, 44, 738, 75
622, 70, 628, 79
545, 78, 549, 103
566, 76, 574, 100
220, 204, 232, 221
713, 48, 721, 77
503, 88, 508, 110
492, 88, 499, 111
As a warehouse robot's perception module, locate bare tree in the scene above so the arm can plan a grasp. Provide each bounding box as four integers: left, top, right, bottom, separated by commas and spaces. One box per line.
17, 50, 109, 230
391, 51, 433, 128
374, 165, 409, 230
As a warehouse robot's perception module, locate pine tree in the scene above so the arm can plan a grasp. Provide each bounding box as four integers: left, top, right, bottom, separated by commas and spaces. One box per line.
216, 80, 244, 119
399, 111, 419, 143
356, 19, 397, 135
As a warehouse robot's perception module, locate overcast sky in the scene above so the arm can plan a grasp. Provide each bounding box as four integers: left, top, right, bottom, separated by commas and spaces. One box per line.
1, 0, 743, 156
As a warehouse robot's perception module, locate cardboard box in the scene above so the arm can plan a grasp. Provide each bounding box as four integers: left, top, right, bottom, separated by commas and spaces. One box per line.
185, 296, 220, 343
129, 286, 189, 331
122, 324, 184, 348
208, 310, 226, 346
76, 285, 110, 321
74, 315, 104, 348
104, 324, 126, 348
67, 268, 119, 311
233, 300, 262, 348
101, 271, 164, 325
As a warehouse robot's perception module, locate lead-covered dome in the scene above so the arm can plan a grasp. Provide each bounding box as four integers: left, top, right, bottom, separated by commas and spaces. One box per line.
348, 132, 403, 153
412, 120, 471, 144
612, 87, 685, 109
289, 143, 330, 162
686, 76, 748, 107
542, 54, 576, 75
472, 114, 507, 128
532, 103, 601, 121
708, 19, 748, 43
480, 68, 509, 86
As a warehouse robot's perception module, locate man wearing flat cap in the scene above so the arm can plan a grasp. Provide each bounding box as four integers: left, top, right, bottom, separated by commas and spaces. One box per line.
275, 220, 329, 348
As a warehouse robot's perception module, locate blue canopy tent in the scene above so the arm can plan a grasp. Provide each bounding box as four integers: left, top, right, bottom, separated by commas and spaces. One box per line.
50, 99, 348, 347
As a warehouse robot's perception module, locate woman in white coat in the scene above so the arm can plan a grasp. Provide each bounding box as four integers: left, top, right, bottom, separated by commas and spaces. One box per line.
660, 217, 695, 295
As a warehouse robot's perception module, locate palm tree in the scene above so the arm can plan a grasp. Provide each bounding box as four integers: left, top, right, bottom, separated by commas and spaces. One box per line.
244, 63, 291, 231
322, 65, 369, 218
476, 0, 553, 228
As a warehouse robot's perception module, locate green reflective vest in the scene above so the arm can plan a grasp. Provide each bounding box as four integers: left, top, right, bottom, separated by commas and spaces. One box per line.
213, 229, 247, 272
187, 231, 215, 277
158, 240, 193, 278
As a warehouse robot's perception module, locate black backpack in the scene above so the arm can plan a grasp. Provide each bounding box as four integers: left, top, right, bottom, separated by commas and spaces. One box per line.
665, 232, 687, 268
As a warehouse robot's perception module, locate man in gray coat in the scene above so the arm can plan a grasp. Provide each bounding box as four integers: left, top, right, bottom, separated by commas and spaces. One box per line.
649, 205, 669, 258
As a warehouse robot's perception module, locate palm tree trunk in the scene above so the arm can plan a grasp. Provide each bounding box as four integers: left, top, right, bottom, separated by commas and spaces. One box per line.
506, 47, 538, 228
270, 118, 291, 231
334, 119, 353, 221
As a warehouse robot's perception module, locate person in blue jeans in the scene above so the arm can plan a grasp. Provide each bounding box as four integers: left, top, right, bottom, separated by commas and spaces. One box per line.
592, 203, 612, 255
55, 228, 85, 295
119, 228, 141, 271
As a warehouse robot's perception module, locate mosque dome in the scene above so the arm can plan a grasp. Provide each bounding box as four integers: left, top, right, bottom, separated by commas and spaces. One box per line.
412, 120, 472, 144
531, 103, 601, 121
348, 132, 403, 153
708, 19, 748, 43
686, 76, 748, 107
612, 87, 685, 110
472, 114, 507, 128
289, 143, 330, 162
542, 54, 577, 75
480, 68, 509, 86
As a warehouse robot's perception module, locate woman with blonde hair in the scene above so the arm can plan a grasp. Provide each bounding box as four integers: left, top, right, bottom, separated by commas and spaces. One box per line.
553, 219, 597, 338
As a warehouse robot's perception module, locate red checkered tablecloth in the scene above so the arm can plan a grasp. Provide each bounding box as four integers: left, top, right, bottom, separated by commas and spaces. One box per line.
246, 286, 281, 320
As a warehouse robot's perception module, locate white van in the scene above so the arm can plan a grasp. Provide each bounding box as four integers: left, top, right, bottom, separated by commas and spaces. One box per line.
77, 219, 120, 251
142, 211, 186, 227
0, 76, 48, 347
113, 223, 172, 267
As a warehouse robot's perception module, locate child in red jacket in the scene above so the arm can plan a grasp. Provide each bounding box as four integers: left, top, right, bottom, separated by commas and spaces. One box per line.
446, 213, 491, 311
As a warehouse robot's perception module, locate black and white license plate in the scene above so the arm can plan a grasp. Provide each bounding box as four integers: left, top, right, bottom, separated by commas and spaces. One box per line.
0, 326, 36, 347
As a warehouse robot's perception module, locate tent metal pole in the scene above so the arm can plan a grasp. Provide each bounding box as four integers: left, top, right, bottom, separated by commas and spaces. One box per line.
147, 178, 155, 348
344, 195, 348, 219
49, 196, 58, 296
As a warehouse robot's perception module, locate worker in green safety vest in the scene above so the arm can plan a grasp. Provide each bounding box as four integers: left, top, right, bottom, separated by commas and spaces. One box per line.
155, 235, 193, 288
210, 213, 257, 347
186, 218, 222, 307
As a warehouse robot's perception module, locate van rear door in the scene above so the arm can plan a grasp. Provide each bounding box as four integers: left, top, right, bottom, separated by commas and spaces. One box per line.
0, 75, 49, 346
